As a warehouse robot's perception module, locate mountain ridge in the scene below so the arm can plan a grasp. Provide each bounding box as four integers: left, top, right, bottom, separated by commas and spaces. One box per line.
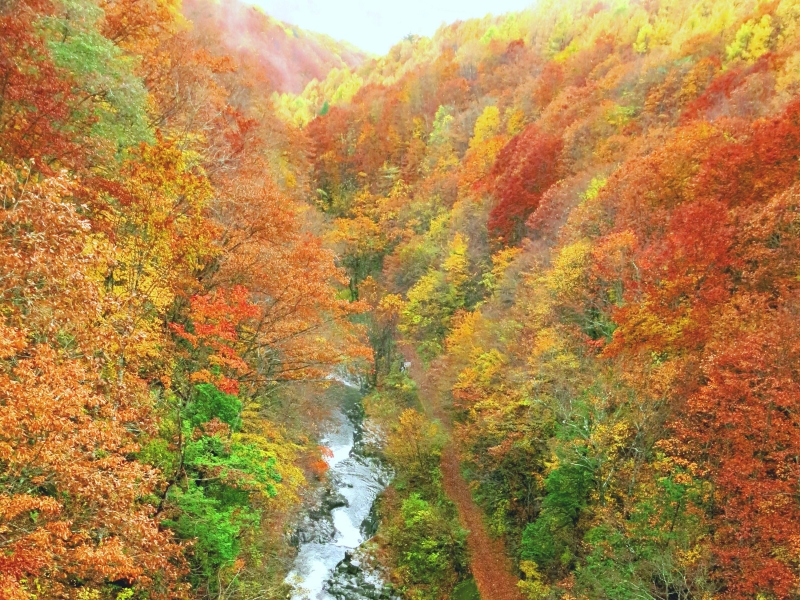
182, 0, 368, 92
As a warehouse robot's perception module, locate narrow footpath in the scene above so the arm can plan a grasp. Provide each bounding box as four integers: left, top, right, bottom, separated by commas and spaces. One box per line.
401, 345, 524, 600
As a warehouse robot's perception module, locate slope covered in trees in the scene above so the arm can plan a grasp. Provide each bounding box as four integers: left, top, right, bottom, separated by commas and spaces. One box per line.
182, 0, 367, 93
0, 0, 368, 597
280, 0, 800, 598
3, 0, 800, 599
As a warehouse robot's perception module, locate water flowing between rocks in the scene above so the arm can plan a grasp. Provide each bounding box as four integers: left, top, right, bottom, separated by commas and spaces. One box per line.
286, 381, 396, 600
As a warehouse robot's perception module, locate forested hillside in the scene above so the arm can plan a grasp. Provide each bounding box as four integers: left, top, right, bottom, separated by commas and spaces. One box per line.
285, 1, 800, 598
0, 0, 368, 597
2, 0, 800, 599
182, 0, 367, 93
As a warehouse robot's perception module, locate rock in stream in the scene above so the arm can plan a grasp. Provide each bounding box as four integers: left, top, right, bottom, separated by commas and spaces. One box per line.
286, 385, 396, 600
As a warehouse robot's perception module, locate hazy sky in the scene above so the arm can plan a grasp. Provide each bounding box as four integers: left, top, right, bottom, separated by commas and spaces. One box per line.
250, 0, 536, 55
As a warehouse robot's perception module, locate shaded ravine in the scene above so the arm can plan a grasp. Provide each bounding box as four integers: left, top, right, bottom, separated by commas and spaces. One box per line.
286, 382, 395, 600
401, 345, 525, 600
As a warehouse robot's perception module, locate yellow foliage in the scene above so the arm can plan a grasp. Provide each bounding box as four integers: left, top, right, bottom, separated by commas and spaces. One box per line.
378, 293, 405, 319
445, 310, 481, 360
591, 421, 633, 461
726, 15, 774, 62
633, 22, 654, 53
443, 233, 470, 289
530, 327, 580, 372
398, 233, 472, 349
547, 10, 575, 58
473, 349, 507, 387
482, 246, 522, 293
678, 546, 704, 567
543, 239, 592, 299
776, 50, 800, 96
506, 108, 527, 136
493, 246, 522, 275
776, 0, 800, 43
234, 413, 306, 510
471, 106, 501, 149
518, 561, 551, 600
428, 212, 451, 239
385, 409, 442, 474
272, 67, 365, 127
611, 295, 694, 352
576, 176, 607, 209
327, 216, 386, 255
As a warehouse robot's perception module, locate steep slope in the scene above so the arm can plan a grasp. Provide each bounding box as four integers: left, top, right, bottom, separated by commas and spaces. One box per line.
4, 0, 800, 597
402, 343, 524, 600
0, 0, 367, 597
297, 0, 800, 598
182, 0, 367, 92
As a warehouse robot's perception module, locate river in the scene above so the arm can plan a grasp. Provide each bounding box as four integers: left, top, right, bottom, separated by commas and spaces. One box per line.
286, 382, 395, 600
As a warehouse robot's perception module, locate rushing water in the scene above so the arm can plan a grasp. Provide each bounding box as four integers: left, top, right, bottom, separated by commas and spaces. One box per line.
286, 383, 395, 600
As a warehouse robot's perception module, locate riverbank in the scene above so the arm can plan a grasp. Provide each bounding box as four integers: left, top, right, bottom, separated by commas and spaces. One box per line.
286, 384, 394, 600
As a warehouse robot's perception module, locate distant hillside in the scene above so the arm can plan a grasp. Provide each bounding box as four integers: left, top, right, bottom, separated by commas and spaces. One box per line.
182, 0, 368, 93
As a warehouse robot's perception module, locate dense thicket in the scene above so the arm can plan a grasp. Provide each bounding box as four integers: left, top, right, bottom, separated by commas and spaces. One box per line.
0, 0, 367, 597
280, 0, 800, 598
4, 0, 800, 598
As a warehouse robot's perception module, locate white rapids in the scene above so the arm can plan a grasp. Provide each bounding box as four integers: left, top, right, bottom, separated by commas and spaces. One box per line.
285, 389, 390, 600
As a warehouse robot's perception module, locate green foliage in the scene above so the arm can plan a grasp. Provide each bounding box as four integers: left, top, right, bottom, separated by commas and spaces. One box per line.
164, 481, 260, 585
138, 438, 178, 474
451, 578, 480, 600
186, 383, 243, 429
578, 459, 713, 599
364, 367, 421, 423
521, 459, 594, 573
429, 105, 455, 146
184, 435, 281, 496
389, 232, 444, 291
400, 269, 450, 357
388, 493, 468, 599
165, 428, 281, 591
40, 0, 151, 149
425, 105, 459, 173
158, 382, 282, 593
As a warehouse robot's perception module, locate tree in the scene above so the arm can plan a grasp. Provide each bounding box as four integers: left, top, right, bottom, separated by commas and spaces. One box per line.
674, 305, 800, 599
0, 162, 183, 599
484, 124, 563, 245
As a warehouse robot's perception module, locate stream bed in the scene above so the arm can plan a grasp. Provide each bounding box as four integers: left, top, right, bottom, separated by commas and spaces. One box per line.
286, 385, 395, 600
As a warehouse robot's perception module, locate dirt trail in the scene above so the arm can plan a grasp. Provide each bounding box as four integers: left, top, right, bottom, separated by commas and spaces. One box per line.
401, 345, 524, 600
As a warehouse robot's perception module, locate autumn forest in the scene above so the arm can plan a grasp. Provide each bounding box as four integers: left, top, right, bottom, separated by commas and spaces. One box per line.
2, 0, 800, 598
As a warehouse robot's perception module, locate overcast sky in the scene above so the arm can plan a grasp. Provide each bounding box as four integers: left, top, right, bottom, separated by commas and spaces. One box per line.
250, 0, 536, 55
